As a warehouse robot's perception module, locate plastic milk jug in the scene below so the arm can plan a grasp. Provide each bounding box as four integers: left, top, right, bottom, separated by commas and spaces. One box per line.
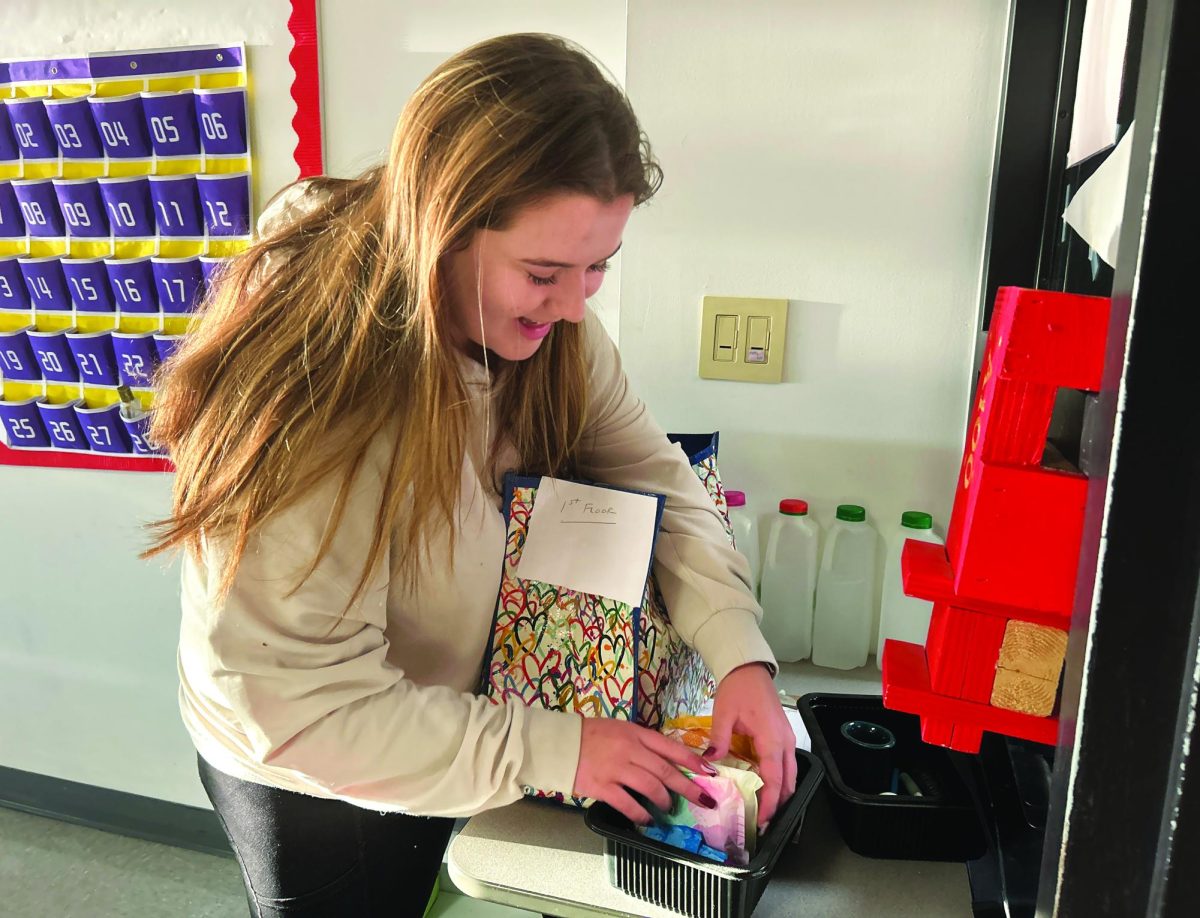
758, 499, 821, 662
724, 490, 761, 595
875, 511, 943, 667
812, 504, 880, 669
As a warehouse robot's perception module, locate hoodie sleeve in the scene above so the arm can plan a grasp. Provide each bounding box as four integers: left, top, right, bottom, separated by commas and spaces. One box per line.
189, 434, 582, 817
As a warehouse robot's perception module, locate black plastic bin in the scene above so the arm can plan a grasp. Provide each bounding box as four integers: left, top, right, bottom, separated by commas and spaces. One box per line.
584, 748, 824, 918
797, 692, 987, 861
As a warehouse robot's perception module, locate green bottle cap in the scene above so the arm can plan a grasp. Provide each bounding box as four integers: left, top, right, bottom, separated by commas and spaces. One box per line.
836, 504, 866, 522
901, 511, 933, 530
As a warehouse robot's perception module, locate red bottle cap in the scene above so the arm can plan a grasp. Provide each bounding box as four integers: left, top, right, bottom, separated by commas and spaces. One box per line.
725, 490, 746, 507
779, 499, 808, 516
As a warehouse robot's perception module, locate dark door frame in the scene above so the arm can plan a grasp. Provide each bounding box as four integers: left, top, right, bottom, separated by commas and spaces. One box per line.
1038, 1, 1200, 914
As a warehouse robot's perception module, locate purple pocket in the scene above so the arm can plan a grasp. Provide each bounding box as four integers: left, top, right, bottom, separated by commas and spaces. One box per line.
151, 257, 204, 314
121, 413, 162, 455
104, 257, 158, 313
0, 256, 30, 309
147, 174, 204, 237
141, 90, 201, 158
196, 172, 250, 237
152, 333, 184, 363
0, 182, 26, 239
37, 399, 89, 450
11, 180, 65, 237
0, 326, 40, 382
111, 331, 157, 387
19, 256, 72, 311
0, 105, 19, 162
198, 255, 231, 288
27, 328, 78, 383
52, 178, 111, 238
42, 96, 105, 160
61, 258, 117, 312
97, 176, 155, 237
0, 397, 50, 448
3, 98, 57, 159
194, 88, 248, 156
87, 94, 153, 159
66, 330, 119, 386
74, 402, 131, 454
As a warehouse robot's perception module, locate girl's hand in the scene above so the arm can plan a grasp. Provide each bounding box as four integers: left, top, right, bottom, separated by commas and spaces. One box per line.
706, 662, 796, 831
574, 718, 719, 824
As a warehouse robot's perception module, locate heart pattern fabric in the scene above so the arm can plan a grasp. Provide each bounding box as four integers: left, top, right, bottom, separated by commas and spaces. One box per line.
483, 434, 731, 806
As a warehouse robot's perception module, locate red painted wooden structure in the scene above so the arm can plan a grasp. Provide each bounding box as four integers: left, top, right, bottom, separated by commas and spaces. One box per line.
882, 286, 1111, 753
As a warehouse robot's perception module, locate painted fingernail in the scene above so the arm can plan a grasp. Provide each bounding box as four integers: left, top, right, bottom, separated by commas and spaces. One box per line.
702, 762, 720, 776
702, 747, 719, 759
699, 793, 717, 810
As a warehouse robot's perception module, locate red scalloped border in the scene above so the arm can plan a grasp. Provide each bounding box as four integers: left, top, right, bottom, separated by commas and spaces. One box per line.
288, 0, 324, 178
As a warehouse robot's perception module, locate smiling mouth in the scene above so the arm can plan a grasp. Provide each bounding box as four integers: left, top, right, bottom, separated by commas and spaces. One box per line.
517, 317, 554, 340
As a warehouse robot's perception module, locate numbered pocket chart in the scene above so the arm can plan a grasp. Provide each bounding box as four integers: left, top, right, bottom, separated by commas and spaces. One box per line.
0, 45, 251, 470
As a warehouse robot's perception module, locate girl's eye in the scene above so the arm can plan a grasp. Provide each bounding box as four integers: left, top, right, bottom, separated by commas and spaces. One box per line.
588, 260, 611, 274
528, 273, 556, 286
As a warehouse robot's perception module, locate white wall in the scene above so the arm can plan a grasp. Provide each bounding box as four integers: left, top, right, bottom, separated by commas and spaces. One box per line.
620, 0, 1010, 558
0, 1, 1012, 810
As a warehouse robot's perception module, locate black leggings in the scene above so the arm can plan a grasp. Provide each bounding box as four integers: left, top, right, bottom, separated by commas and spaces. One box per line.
198, 754, 455, 918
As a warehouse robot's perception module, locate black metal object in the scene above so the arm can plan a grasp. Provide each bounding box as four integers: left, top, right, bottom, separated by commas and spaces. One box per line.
0, 763, 233, 858
979, 0, 1076, 329
967, 736, 1052, 918
1039, 1, 1200, 915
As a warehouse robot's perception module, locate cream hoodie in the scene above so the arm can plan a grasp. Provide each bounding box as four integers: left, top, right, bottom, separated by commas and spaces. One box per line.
177, 185, 776, 818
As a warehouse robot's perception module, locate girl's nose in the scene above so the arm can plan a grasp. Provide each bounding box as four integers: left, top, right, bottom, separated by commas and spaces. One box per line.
551, 273, 588, 323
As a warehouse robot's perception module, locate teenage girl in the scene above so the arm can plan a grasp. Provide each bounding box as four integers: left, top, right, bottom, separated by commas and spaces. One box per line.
149, 33, 794, 917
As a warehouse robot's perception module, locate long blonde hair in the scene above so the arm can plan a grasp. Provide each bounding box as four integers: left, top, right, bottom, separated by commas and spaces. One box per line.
145, 33, 662, 608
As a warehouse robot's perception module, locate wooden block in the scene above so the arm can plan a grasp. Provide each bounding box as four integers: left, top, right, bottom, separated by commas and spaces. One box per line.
996, 621, 1068, 682
991, 668, 1058, 717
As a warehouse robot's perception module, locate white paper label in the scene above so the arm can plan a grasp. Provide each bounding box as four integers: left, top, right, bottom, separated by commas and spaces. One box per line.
515, 478, 659, 607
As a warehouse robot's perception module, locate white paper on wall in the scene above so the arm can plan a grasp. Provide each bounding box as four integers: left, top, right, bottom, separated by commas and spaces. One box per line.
1067, 0, 1133, 168
1062, 121, 1134, 269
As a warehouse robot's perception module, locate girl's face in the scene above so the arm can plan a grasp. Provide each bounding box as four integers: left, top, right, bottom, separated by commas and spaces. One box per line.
441, 192, 634, 362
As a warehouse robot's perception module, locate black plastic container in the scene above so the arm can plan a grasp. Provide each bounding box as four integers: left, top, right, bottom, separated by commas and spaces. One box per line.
797, 693, 987, 862
585, 749, 824, 918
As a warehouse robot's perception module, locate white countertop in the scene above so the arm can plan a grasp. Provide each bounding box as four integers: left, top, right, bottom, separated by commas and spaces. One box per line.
448, 662, 974, 917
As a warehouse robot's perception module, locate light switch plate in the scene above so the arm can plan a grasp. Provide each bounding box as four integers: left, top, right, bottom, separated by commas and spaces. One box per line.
698, 296, 788, 382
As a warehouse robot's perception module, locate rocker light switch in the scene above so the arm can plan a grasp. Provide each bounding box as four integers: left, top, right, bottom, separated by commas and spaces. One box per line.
713, 314, 738, 361
699, 296, 788, 383
745, 315, 770, 363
